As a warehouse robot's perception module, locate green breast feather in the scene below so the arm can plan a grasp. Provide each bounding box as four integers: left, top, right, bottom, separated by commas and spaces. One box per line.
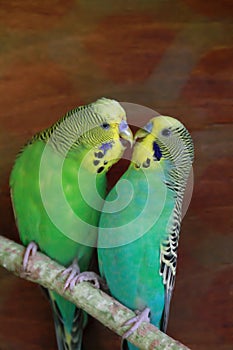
10, 97, 133, 350
98, 115, 194, 350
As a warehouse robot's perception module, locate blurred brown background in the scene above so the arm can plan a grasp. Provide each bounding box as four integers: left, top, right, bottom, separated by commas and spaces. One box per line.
0, 1, 232, 349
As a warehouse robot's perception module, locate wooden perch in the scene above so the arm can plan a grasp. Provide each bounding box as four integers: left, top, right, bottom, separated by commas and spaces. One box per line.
0, 235, 190, 350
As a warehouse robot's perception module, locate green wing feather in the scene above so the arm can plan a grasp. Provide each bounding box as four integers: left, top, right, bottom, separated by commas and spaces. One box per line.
98, 115, 194, 350
10, 98, 132, 350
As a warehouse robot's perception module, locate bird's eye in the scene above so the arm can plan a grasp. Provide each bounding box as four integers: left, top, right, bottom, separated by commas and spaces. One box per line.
161, 128, 172, 137
101, 122, 110, 130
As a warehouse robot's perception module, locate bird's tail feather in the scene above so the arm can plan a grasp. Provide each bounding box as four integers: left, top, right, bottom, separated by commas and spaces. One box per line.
160, 289, 172, 333
43, 287, 86, 350
52, 302, 84, 350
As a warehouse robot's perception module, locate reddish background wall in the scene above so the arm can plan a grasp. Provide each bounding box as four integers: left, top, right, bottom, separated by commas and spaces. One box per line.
0, 1, 232, 349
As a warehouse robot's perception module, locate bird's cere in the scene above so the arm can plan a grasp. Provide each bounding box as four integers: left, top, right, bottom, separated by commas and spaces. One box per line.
144, 121, 153, 133
119, 120, 133, 147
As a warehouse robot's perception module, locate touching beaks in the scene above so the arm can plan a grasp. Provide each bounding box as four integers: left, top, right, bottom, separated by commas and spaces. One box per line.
134, 122, 153, 142
134, 128, 150, 142
119, 120, 133, 148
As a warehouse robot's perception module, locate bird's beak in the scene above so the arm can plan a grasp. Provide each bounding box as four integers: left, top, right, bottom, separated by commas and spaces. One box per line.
134, 121, 153, 142
119, 120, 133, 148
134, 128, 150, 142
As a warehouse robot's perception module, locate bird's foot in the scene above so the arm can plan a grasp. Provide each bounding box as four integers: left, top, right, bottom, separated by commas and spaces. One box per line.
62, 259, 80, 291
123, 307, 151, 339
72, 271, 105, 289
62, 259, 105, 291
22, 241, 38, 271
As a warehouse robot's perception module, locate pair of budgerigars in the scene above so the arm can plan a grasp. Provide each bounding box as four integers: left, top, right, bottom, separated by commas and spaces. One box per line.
10, 98, 194, 350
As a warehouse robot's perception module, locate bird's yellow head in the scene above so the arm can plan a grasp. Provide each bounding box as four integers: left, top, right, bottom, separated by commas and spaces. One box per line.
74, 98, 133, 173
132, 115, 194, 171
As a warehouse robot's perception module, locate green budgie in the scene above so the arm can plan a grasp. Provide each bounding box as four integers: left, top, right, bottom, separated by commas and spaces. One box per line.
98, 116, 194, 350
10, 97, 133, 350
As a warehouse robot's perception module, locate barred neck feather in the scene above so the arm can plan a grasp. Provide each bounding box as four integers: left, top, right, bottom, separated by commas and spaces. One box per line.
29, 103, 100, 155
27, 98, 126, 156
158, 125, 194, 195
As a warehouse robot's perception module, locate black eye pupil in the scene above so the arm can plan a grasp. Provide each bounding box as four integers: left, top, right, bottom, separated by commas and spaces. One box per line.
161, 128, 171, 137
101, 123, 110, 129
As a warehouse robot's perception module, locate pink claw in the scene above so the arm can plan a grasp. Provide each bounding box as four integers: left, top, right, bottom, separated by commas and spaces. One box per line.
62, 259, 104, 291
22, 242, 38, 271
62, 259, 80, 291
73, 271, 102, 289
123, 307, 151, 339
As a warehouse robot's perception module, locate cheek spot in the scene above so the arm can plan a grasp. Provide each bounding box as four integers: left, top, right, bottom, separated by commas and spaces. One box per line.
99, 142, 113, 155
153, 141, 162, 161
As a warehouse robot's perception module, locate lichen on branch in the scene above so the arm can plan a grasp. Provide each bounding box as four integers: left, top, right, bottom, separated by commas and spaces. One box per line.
0, 235, 190, 350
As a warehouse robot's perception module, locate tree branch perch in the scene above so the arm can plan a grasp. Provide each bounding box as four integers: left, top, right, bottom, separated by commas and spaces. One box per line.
0, 235, 190, 350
